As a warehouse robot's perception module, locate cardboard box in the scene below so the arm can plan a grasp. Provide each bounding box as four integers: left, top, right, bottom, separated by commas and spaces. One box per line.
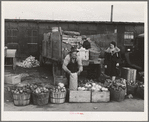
69, 90, 91, 102
5, 74, 21, 85
91, 91, 110, 102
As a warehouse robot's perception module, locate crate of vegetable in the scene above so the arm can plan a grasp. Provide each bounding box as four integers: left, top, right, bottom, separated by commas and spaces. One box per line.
90, 83, 110, 102
109, 78, 126, 102
69, 81, 95, 103
11, 84, 31, 106
30, 84, 50, 106
50, 83, 67, 104
69, 90, 91, 103
78, 81, 110, 102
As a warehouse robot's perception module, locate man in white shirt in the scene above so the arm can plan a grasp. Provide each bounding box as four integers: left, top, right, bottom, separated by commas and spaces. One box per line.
62, 46, 83, 87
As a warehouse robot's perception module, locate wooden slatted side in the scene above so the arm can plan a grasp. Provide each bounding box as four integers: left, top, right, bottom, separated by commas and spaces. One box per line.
69, 91, 91, 102
51, 31, 62, 61
91, 91, 110, 102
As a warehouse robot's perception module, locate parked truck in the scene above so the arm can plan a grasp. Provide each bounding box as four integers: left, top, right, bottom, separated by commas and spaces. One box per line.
39, 27, 101, 82
124, 33, 144, 71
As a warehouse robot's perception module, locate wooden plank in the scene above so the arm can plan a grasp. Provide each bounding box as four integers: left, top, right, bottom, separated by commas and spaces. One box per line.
13, 57, 16, 70
51, 31, 62, 61
91, 91, 110, 103
42, 39, 46, 57
69, 91, 91, 102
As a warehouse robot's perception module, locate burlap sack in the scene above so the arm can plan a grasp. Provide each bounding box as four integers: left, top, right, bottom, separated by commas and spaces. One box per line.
69, 73, 78, 90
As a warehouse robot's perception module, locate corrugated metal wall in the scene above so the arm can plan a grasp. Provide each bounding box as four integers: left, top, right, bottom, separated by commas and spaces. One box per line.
5, 19, 144, 58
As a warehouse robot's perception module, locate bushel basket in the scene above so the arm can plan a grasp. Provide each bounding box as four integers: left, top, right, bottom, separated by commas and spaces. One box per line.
136, 86, 144, 99
50, 91, 66, 104
109, 87, 125, 102
13, 93, 31, 106
127, 84, 137, 95
32, 92, 50, 105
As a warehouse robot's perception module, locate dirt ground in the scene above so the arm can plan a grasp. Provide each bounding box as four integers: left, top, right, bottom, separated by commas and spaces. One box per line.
4, 65, 144, 112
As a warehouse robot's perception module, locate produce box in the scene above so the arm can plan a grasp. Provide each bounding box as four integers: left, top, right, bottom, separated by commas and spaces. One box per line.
5, 74, 21, 85
91, 91, 110, 102
69, 90, 91, 102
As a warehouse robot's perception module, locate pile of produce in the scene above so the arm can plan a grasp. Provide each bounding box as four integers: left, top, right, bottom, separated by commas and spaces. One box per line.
30, 84, 49, 94
16, 55, 40, 68
109, 78, 126, 91
90, 83, 108, 92
103, 79, 113, 88
11, 84, 31, 94
138, 82, 144, 88
79, 79, 97, 86
50, 83, 66, 93
127, 81, 138, 86
78, 80, 108, 92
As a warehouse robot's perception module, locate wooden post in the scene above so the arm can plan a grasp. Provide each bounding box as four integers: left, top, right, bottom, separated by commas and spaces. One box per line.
111, 5, 113, 22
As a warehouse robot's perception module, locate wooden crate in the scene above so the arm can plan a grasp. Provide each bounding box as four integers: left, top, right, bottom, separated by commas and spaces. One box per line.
5, 74, 21, 85
69, 90, 91, 102
121, 67, 137, 83
91, 91, 110, 102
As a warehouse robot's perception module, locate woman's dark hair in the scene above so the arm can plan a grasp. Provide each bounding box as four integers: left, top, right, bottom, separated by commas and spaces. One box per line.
110, 41, 117, 47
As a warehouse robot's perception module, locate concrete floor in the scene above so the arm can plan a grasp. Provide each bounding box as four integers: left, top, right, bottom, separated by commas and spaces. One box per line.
4, 99, 144, 111
4, 65, 144, 112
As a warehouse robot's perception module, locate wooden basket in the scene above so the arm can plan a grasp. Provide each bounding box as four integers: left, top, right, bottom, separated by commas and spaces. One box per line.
89, 50, 100, 60
127, 84, 137, 95
109, 88, 125, 102
13, 93, 30, 106
50, 91, 66, 104
32, 92, 50, 105
136, 86, 144, 99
